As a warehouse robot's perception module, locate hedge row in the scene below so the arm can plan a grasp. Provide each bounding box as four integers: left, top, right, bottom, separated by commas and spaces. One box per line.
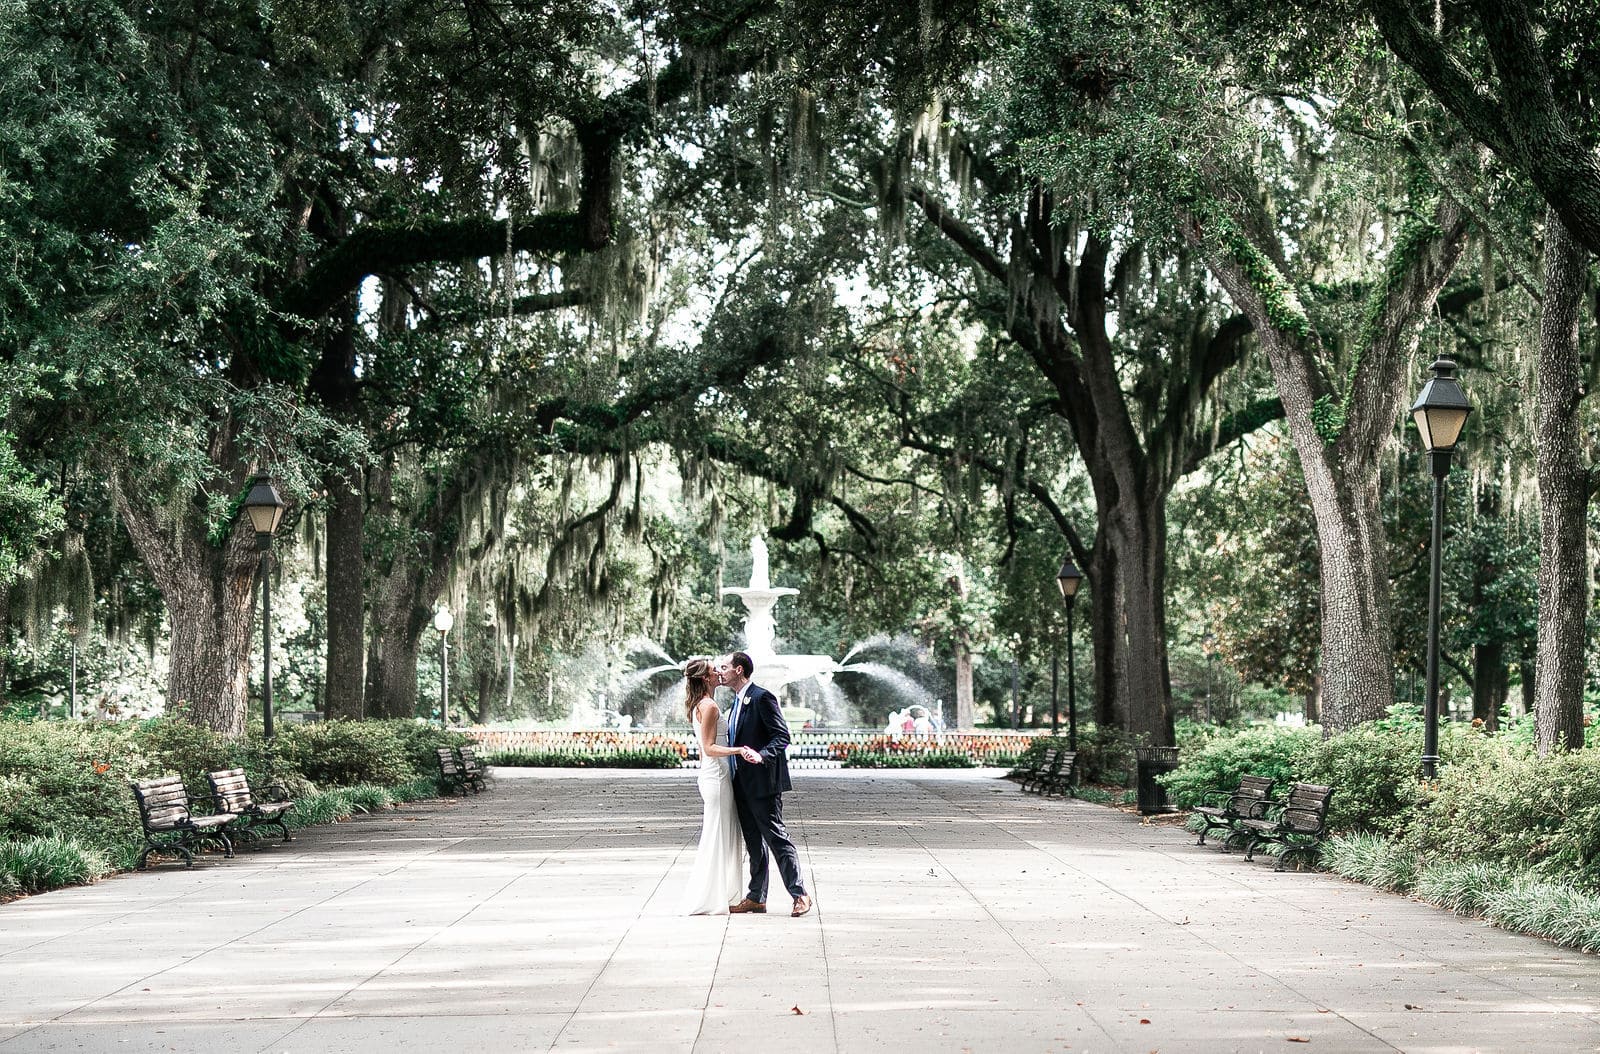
1162, 708, 1600, 953
485, 748, 683, 769
0, 717, 469, 896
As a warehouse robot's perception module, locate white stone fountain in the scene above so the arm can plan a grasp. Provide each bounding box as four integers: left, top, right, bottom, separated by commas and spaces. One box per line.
721, 535, 839, 690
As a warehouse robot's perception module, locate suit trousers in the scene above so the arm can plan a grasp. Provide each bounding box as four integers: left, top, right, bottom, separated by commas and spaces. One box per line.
733, 788, 806, 902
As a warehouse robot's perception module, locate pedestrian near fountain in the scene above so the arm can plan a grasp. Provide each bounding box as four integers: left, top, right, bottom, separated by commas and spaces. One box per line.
680, 658, 758, 915
718, 651, 814, 917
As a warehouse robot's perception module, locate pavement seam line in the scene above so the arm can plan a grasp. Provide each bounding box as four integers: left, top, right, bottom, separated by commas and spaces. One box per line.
548, 828, 695, 1053
258, 848, 558, 1054
789, 790, 840, 1054
911, 776, 1403, 1052
7, 825, 475, 1050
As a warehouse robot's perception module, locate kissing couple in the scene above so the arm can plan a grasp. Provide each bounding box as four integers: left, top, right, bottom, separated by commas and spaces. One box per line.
678, 651, 814, 918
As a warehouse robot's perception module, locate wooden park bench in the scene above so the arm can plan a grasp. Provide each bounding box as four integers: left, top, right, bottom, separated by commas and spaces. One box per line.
1020, 747, 1062, 793
457, 746, 489, 793
1024, 745, 1075, 796
1238, 782, 1334, 872
1009, 747, 1051, 786
207, 768, 296, 844
1192, 774, 1275, 848
130, 776, 237, 869
1039, 751, 1078, 797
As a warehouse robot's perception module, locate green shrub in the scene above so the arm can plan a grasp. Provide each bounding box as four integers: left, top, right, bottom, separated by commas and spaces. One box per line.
1159, 725, 1320, 808
274, 720, 412, 788
0, 722, 143, 864
129, 717, 237, 789
487, 748, 682, 769
387, 721, 471, 779
1404, 745, 1600, 890
0, 835, 110, 893
1301, 707, 1491, 835
1073, 724, 1136, 785
841, 751, 976, 769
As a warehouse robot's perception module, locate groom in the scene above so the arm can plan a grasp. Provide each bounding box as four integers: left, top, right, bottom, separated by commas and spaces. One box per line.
719, 651, 813, 917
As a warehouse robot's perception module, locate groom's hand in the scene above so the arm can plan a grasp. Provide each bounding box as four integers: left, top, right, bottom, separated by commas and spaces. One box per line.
740, 746, 763, 764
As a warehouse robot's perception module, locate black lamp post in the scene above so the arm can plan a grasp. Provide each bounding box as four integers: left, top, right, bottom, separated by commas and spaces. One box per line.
1202, 633, 1216, 725
243, 476, 287, 739
434, 606, 454, 726
1410, 358, 1472, 780
66, 622, 80, 720
1057, 558, 1085, 752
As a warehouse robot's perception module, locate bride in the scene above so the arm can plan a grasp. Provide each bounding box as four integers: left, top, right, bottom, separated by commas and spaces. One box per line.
680, 657, 753, 915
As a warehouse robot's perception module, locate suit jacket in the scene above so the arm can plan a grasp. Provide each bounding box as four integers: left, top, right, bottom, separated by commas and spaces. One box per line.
729, 683, 793, 798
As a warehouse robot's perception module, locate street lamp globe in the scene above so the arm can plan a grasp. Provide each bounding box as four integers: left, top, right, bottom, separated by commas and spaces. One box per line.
1056, 559, 1083, 601
242, 476, 287, 542
1410, 358, 1473, 454
434, 606, 454, 635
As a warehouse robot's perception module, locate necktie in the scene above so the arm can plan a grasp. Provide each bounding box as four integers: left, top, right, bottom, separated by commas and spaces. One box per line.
728, 693, 741, 775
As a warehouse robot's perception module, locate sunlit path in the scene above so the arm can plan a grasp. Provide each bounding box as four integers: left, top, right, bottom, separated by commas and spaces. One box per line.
1, 769, 1597, 1053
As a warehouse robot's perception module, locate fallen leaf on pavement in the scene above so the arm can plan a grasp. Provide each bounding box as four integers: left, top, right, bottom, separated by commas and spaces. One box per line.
791, 1006, 805, 1016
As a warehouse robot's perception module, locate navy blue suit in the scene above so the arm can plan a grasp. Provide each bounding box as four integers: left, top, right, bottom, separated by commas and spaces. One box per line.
729, 682, 806, 902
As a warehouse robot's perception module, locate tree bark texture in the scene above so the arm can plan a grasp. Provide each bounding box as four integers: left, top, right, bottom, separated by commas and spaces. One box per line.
323, 469, 366, 719
1534, 207, 1590, 753
116, 484, 261, 737
954, 636, 975, 730
1471, 641, 1506, 730
1190, 193, 1470, 732
910, 184, 1268, 748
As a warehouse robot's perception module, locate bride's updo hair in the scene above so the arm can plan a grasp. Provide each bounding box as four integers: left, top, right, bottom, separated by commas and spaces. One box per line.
683, 657, 715, 721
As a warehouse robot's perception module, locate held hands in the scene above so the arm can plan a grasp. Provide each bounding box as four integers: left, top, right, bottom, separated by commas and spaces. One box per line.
739, 746, 763, 765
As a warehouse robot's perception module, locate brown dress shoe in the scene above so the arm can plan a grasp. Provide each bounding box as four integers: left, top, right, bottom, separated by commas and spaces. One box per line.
729, 898, 767, 914
791, 894, 814, 917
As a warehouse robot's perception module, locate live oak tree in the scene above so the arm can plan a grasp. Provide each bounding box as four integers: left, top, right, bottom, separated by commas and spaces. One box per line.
1002, 0, 1478, 732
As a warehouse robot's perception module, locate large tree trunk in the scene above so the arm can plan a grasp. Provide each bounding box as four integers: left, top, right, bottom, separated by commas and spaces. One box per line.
323, 469, 365, 719
1191, 193, 1470, 731
1472, 641, 1507, 731
116, 484, 260, 736
1534, 207, 1590, 753
953, 636, 975, 730
361, 453, 457, 720
1087, 535, 1124, 729
1299, 450, 1396, 732
1105, 498, 1174, 745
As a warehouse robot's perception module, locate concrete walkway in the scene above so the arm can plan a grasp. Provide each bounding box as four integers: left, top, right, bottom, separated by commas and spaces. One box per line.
1, 768, 1597, 1054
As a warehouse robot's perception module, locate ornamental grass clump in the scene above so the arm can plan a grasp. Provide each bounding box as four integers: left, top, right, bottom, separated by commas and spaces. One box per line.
1413, 860, 1506, 916
1481, 875, 1600, 954
1321, 832, 1413, 890
0, 835, 110, 893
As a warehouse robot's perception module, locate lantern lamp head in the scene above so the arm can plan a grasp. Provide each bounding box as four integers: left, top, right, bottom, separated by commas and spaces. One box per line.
1056, 558, 1084, 600
242, 476, 287, 543
1410, 358, 1473, 453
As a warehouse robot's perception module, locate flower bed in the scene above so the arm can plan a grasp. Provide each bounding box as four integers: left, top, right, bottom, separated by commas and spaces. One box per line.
828, 733, 1028, 766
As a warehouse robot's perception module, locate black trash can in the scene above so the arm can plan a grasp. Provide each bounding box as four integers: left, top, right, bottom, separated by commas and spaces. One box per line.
1135, 746, 1180, 814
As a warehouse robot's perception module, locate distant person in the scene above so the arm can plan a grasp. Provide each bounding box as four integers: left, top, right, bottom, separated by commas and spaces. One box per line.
716, 651, 813, 918
679, 658, 755, 915
912, 711, 933, 734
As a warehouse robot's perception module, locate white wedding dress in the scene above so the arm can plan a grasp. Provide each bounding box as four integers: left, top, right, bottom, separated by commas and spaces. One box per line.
681, 706, 745, 915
